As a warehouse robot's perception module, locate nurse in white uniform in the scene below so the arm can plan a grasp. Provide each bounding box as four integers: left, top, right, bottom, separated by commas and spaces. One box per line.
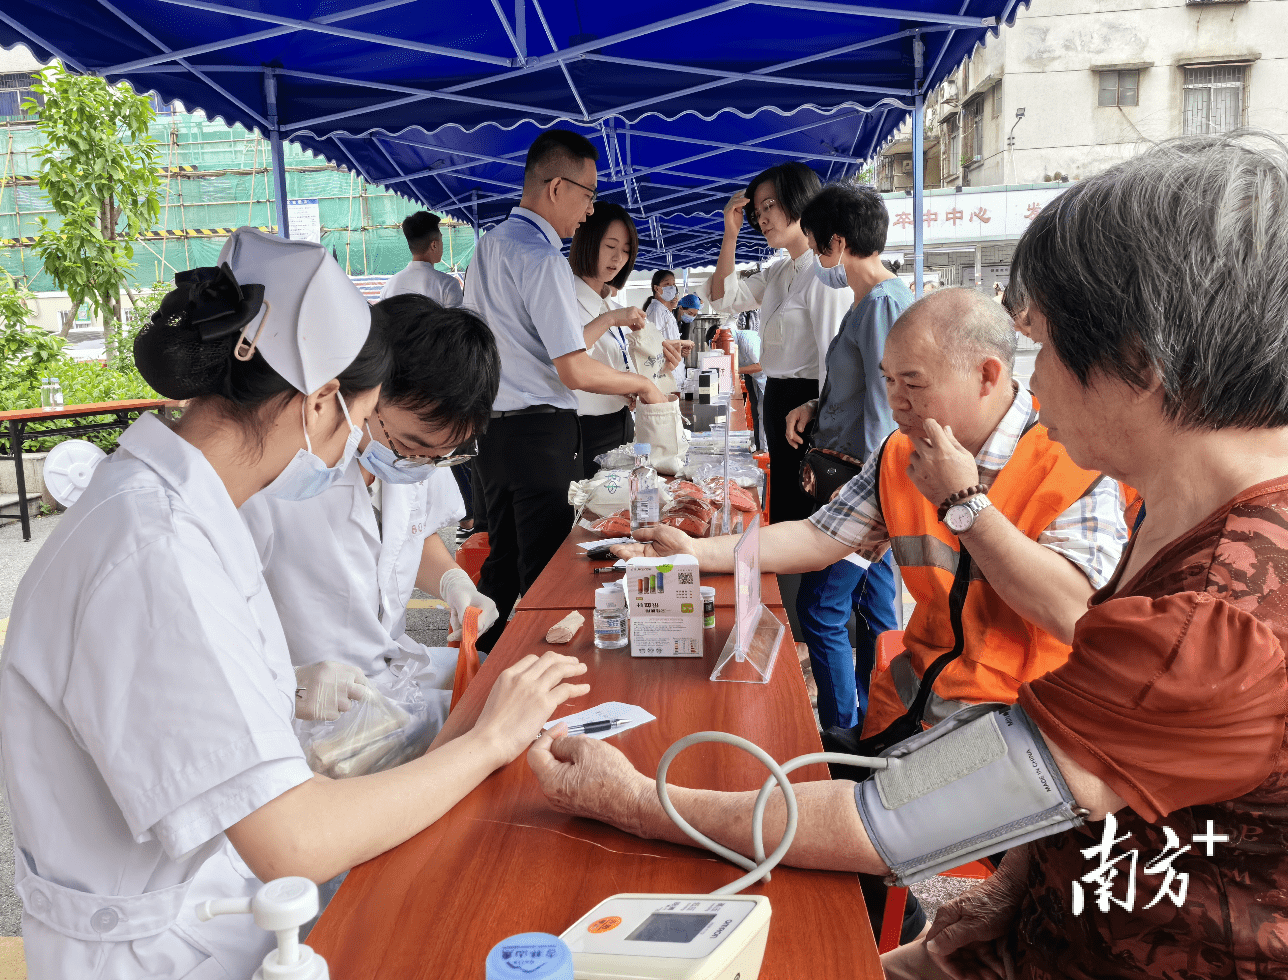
643, 268, 681, 343
0, 228, 589, 980
242, 294, 502, 732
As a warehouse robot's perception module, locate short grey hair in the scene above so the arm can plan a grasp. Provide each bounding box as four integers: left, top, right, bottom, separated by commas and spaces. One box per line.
1012, 129, 1288, 430
899, 286, 1017, 375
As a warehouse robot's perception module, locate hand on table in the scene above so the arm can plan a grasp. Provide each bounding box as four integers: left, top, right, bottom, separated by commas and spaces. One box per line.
473, 652, 590, 766
294, 661, 369, 721
528, 728, 655, 836
610, 525, 698, 560
906, 418, 981, 512
439, 566, 500, 640
785, 400, 817, 449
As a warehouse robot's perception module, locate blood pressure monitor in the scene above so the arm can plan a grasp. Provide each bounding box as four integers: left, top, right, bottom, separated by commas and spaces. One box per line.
561, 893, 771, 980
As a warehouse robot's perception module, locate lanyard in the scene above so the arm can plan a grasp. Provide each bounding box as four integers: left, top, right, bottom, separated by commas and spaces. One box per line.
510, 212, 553, 243
609, 325, 632, 371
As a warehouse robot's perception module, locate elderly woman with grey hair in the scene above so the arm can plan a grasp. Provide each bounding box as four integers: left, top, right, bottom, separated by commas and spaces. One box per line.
527, 130, 1288, 980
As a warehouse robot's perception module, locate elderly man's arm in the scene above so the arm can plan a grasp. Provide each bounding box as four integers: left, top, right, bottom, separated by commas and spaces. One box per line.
907, 418, 1095, 643
613, 518, 855, 575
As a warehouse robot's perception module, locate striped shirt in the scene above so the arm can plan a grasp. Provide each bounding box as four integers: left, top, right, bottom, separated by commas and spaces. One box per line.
809, 381, 1128, 589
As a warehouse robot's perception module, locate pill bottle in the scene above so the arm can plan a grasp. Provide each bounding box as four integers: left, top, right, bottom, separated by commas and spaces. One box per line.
700, 586, 716, 629
486, 933, 573, 980
593, 585, 629, 649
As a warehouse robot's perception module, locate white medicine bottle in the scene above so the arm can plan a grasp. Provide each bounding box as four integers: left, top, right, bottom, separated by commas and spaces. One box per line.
593, 584, 628, 649
629, 442, 660, 535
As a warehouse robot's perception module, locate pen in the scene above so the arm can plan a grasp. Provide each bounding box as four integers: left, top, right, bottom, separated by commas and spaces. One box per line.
564, 718, 630, 735
592, 565, 623, 574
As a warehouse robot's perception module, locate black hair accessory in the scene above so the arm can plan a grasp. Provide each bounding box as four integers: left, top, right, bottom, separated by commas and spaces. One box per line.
174, 264, 265, 342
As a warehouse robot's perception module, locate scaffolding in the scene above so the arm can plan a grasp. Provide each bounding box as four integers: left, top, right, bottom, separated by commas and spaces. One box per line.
0, 106, 476, 292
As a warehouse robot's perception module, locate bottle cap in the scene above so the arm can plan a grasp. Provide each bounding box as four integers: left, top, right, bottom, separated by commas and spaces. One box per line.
700, 586, 716, 598
596, 585, 626, 607
633, 442, 651, 456
485, 933, 573, 980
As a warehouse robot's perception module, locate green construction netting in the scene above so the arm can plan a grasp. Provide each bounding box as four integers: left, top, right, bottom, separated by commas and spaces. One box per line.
0, 112, 475, 291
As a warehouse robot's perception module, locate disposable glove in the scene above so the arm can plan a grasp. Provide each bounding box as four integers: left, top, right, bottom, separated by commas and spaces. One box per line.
439, 566, 500, 641
294, 661, 370, 721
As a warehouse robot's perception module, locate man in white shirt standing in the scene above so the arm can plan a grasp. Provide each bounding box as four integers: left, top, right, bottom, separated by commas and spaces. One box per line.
380, 211, 465, 308
464, 129, 667, 651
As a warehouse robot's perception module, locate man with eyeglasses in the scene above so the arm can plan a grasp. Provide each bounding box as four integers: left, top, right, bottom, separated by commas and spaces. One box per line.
240, 294, 502, 739
464, 129, 668, 652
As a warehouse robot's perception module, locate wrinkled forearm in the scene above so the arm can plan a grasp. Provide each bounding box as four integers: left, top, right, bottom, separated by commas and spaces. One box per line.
631, 779, 890, 875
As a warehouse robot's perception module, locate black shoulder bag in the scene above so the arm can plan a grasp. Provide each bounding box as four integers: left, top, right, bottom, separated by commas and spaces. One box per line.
820, 542, 973, 783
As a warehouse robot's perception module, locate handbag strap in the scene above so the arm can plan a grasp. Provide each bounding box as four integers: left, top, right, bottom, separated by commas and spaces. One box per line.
897, 543, 973, 728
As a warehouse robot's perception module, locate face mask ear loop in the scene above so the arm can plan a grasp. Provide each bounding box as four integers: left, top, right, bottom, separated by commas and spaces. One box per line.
300, 395, 313, 455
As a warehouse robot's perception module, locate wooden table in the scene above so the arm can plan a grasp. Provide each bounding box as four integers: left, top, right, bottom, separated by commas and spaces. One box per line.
518, 525, 781, 610
310, 603, 881, 978
0, 399, 179, 540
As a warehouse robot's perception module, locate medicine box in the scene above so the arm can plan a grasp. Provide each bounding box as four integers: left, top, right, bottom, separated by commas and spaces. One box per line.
625, 555, 703, 658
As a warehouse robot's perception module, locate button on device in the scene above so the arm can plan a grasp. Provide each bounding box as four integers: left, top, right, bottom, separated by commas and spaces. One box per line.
91, 908, 119, 933
29, 891, 49, 914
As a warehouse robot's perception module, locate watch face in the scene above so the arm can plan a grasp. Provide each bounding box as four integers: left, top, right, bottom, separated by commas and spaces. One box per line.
945, 503, 973, 533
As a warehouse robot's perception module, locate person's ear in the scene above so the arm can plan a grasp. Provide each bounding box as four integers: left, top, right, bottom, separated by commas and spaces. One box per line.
978, 356, 1003, 396
301, 380, 340, 437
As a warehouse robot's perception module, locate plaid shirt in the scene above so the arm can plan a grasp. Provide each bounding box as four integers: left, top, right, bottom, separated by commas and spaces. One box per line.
809, 382, 1128, 589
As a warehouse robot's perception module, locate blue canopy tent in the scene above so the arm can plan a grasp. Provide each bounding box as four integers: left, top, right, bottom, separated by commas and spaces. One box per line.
0, 0, 1026, 282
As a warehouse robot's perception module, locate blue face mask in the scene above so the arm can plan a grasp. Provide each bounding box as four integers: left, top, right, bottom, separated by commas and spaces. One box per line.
660, 285, 678, 302
813, 255, 849, 289
261, 392, 362, 500
680, 312, 696, 323
359, 428, 436, 484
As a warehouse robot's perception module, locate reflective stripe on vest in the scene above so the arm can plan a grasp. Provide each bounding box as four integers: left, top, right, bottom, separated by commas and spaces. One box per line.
863, 420, 1104, 737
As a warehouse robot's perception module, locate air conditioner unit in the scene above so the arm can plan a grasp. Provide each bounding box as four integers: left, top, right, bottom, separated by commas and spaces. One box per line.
901, 159, 914, 173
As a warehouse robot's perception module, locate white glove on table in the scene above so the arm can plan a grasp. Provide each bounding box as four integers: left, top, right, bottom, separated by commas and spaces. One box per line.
294, 661, 370, 721
439, 566, 500, 641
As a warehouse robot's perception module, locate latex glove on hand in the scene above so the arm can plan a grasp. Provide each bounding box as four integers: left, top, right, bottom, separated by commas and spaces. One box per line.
528, 726, 655, 837
294, 661, 370, 722
439, 566, 500, 641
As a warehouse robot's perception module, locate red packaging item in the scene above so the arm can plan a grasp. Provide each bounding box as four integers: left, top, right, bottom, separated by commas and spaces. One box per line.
592, 510, 632, 536
700, 477, 758, 512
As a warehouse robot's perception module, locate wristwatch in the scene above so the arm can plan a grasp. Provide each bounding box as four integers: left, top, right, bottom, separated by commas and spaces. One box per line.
944, 493, 992, 534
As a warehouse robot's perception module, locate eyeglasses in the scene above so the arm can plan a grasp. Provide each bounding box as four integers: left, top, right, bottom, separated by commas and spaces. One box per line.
750, 198, 780, 225
375, 410, 477, 468
546, 175, 598, 203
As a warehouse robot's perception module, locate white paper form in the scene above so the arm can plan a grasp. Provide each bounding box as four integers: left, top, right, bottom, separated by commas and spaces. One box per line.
543, 701, 656, 739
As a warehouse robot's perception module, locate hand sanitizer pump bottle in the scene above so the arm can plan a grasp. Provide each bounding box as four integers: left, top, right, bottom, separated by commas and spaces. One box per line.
196, 877, 329, 979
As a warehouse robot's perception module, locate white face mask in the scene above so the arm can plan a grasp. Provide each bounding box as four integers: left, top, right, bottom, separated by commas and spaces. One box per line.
261, 392, 362, 500
813, 254, 849, 289
660, 285, 678, 302
680, 312, 696, 323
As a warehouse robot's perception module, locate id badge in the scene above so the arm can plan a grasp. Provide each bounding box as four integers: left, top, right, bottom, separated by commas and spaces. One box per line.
763, 315, 784, 347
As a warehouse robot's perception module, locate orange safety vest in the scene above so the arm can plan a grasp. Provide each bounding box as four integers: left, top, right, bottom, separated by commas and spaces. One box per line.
863, 419, 1105, 737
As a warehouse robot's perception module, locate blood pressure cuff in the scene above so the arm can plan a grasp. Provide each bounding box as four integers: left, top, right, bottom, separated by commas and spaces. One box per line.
855, 703, 1086, 885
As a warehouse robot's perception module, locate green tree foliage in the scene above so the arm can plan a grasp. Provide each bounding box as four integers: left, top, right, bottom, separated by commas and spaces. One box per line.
25, 65, 161, 350
0, 272, 64, 391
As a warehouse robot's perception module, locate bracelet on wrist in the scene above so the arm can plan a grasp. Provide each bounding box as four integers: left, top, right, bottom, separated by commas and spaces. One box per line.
938, 484, 987, 522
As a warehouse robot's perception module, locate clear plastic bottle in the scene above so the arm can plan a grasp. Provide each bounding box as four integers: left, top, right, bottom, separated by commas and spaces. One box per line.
593, 585, 628, 650
629, 442, 660, 535
50, 377, 64, 409
39, 377, 52, 410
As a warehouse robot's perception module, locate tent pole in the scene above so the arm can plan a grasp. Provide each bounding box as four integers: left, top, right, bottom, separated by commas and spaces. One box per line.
911, 33, 925, 299
264, 68, 290, 239
471, 190, 480, 245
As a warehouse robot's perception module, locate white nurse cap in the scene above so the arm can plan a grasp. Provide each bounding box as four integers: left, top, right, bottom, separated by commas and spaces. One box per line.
217, 227, 371, 395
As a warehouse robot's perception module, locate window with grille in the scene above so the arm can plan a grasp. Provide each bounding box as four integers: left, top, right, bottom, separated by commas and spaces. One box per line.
992, 82, 1002, 119
1183, 65, 1245, 134
0, 72, 40, 119
1098, 70, 1139, 107
970, 100, 984, 159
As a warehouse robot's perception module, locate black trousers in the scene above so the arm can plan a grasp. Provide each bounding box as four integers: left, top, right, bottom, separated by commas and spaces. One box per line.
451, 460, 473, 522
762, 376, 820, 524
743, 378, 764, 452
578, 407, 634, 480
475, 410, 581, 652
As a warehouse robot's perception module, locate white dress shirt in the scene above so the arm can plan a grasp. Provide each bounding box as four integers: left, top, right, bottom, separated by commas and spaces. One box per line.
379, 260, 465, 307
647, 297, 680, 342
574, 276, 635, 417
702, 250, 852, 385
462, 207, 586, 411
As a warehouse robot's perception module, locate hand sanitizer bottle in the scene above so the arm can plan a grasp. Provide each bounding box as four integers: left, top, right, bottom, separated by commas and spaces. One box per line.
629, 442, 660, 535
196, 877, 329, 979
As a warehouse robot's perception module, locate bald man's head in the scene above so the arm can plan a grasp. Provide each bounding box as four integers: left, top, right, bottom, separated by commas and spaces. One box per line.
891, 287, 1017, 377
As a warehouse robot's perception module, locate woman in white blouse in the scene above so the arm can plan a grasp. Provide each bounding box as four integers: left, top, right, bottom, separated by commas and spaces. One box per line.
644, 269, 682, 342
570, 202, 657, 478
703, 162, 852, 522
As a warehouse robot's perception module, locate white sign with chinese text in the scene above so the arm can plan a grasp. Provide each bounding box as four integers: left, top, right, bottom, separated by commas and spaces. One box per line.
882, 186, 1068, 248
287, 198, 322, 243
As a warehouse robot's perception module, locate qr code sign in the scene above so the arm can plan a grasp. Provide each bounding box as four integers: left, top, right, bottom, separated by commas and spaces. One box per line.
678, 571, 694, 585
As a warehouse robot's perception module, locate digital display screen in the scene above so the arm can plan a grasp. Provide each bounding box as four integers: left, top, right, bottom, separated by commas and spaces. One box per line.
626, 912, 716, 944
